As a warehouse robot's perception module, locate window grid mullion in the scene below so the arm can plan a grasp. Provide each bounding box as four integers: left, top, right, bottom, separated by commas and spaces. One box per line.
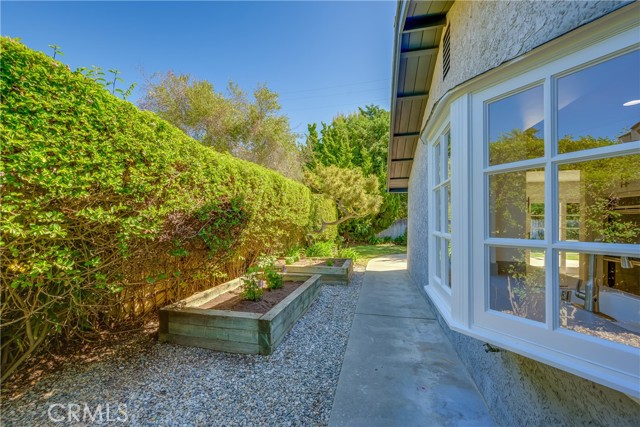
544, 75, 556, 331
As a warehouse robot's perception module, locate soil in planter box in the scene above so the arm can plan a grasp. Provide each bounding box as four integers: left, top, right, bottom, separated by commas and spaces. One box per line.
198, 281, 305, 314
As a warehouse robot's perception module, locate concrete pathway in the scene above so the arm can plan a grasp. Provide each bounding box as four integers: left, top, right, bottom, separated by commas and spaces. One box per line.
329, 255, 495, 427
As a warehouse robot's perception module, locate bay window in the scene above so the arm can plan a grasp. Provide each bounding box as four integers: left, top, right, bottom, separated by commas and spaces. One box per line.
461, 27, 639, 395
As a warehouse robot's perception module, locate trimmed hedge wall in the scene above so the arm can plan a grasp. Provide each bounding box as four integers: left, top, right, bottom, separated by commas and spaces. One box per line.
0, 38, 333, 380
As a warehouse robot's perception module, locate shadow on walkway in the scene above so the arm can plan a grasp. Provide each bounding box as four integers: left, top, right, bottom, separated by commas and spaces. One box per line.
329, 254, 494, 427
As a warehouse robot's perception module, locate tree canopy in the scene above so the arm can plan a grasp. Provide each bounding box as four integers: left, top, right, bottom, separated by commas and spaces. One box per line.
305, 165, 382, 233
139, 71, 303, 180
306, 105, 407, 241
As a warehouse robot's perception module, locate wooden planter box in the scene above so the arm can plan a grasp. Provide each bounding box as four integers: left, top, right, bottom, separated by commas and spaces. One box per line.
285, 258, 353, 285
159, 273, 321, 355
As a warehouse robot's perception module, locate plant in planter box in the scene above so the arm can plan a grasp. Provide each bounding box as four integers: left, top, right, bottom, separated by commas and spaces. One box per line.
265, 266, 283, 290
326, 259, 334, 267
241, 267, 264, 301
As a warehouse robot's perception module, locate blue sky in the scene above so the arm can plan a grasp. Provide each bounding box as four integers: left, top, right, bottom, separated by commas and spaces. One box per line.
1, 1, 396, 137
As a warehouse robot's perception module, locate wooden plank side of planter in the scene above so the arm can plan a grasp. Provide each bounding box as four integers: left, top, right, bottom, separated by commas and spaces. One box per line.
158, 332, 260, 354
167, 308, 261, 330
160, 306, 261, 353
261, 274, 321, 355
165, 278, 244, 309
285, 258, 353, 285
168, 321, 259, 344
270, 282, 322, 351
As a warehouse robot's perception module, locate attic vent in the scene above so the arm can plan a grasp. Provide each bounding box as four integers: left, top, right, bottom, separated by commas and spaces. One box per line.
443, 25, 451, 79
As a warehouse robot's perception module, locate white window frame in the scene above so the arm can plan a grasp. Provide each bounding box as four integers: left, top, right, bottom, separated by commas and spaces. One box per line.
426, 120, 453, 312
468, 29, 640, 396
419, 10, 640, 397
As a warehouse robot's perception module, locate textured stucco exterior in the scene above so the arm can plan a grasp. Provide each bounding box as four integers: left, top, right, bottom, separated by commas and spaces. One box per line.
422, 0, 631, 125
406, 1, 639, 425
417, 287, 640, 426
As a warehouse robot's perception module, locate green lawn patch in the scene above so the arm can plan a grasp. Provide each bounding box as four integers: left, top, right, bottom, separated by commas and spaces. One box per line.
349, 244, 407, 267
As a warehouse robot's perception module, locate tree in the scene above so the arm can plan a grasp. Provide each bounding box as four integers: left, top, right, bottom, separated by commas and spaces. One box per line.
139, 71, 303, 180
305, 165, 382, 233
306, 105, 407, 240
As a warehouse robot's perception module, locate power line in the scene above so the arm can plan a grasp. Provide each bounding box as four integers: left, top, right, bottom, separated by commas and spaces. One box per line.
286, 96, 389, 113
278, 78, 391, 95
280, 86, 390, 102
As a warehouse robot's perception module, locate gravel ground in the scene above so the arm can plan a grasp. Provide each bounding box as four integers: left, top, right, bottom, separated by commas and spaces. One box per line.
2, 267, 364, 427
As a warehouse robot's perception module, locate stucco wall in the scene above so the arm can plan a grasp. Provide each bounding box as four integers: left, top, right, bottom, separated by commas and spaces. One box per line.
423, 0, 630, 123
416, 284, 640, 426
406, 1, 640, 425
407, 139, 429, 287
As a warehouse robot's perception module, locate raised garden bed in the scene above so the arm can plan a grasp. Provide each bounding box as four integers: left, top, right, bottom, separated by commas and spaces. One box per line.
281, 258, 353, 285
159, 273, 321, 355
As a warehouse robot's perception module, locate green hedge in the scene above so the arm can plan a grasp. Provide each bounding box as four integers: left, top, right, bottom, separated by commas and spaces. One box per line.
0, 38, 327, 380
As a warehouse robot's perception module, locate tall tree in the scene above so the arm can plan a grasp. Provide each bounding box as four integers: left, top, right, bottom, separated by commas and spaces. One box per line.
306, 105, 407, 241
140, 71, 303, 180
305, 165, 382, 232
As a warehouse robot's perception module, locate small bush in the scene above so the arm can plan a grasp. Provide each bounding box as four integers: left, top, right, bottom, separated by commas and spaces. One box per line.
393, 230, 407, 246
241, 278, 264, 301
306, 241, 336, 257
337, 247, 359, 262
284, 246, 303, 263
326, 259, 334, 267
368, 235, 383, 245
265, 266, 283, 290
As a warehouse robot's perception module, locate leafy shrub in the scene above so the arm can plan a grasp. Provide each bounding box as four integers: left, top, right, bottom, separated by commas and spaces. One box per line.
0, 38, 334, 381
326, 259, 334, 267
309, 194, 338, 242
305, 241, 336, 258
241, 268, 264, 301
284, 246, 303, 263
337, 247, 360, 262
393, 230, 407, 246
265, 266, 283, 290
368, 235, 383, 245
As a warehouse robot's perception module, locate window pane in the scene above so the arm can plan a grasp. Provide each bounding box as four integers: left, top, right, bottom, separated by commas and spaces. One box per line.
489, 168, 545, 239
446, 239, 452, 288
435, 142, 442, 183
488, 85, 544, 165
558, 50, 640, 154
559, 155, 640, 244
435, 237, 442, 279
488, 246, 546, 322
559, 251, 640, 348
446, 131, 451, 180
446, 184, 452, 233
435, 188, 442, 232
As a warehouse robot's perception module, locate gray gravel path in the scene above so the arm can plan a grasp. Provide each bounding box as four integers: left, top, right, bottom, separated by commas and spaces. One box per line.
2, 267, 364, 427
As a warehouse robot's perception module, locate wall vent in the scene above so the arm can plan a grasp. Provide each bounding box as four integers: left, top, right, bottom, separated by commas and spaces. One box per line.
443, 25, 451, 79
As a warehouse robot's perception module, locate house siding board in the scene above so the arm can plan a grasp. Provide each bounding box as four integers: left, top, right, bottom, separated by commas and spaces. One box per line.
406, 0, 639, 422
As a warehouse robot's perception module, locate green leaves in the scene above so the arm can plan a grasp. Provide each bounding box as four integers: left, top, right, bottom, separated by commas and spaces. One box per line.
1, 37, 333, 380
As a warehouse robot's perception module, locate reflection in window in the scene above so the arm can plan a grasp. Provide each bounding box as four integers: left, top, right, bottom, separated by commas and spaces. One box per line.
559, 251, 640, 348
433, 130, 452, 288
489, 169, 545, 239
489, 247, 546, 322
488, 85, 544, 165
559, 155, 640, 244
558, 50, 640, 154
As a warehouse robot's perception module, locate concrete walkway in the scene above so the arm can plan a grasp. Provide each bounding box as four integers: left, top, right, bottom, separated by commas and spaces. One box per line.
329, 255, 495, 427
